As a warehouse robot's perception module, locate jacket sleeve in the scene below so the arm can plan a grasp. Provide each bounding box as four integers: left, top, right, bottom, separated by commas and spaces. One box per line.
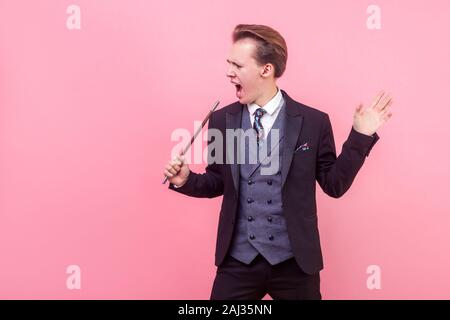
168, 112, 224, 198
315, 114, 379, 198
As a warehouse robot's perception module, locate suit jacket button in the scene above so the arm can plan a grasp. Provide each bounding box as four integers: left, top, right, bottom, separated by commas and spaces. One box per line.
267, 216, 273, 222
268, 235, 274, 241
267, 180, 272, 185
248, 180, 253, 185
267, 199, 272, 204
247, 216, 253, 222
249, 234, 255, 240
247, 198, 254, 204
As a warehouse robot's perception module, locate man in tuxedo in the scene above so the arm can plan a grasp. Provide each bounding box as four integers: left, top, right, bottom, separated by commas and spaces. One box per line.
163, 24, 393, 300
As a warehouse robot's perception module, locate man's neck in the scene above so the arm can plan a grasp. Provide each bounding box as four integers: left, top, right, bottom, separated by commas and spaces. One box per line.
253, 85, 279, 107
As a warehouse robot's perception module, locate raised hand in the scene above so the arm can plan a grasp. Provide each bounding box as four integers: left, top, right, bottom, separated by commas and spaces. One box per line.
353, 91, 393, 136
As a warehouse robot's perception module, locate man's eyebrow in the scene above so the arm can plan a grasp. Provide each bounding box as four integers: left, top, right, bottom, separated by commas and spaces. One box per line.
226, 59, 242, 66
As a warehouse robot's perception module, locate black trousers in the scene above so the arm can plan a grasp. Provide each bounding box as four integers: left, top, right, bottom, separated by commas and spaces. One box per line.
210, 253, 321, 300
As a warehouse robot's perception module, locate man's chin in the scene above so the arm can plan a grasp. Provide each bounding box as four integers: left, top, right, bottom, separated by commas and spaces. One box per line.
238, 97, 251, 105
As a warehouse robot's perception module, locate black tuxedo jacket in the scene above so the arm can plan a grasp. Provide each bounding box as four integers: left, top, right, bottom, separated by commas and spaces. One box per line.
170, 90, 379, 274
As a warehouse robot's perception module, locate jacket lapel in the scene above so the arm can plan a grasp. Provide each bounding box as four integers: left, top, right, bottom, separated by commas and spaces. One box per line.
225, 104, 242, 194
281, 91, 304, 187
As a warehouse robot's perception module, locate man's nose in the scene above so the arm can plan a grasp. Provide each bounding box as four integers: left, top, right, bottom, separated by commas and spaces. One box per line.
226, 67, 235, 78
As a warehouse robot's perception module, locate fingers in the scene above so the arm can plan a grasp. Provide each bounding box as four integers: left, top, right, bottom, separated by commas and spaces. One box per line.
356, 103, 363, 114
376, 92, 391, 110
164, 162, 179, 177
163, 169, 174, 178
380, 108, 393, 122
382, 112, 393, 122
371, 91, 385, 109
379, 96, 393, 112
381, 110, 392, 122
164, 165, 177, 177
175, 155, 185, 164
163, 156, 184, 178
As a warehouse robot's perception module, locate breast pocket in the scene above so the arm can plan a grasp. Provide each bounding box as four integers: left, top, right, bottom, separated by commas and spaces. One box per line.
293, 142, 313, 154
291, 143, 317, 177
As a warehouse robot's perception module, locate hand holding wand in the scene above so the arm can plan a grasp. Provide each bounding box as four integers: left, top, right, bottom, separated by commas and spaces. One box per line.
162, 100, 220, 184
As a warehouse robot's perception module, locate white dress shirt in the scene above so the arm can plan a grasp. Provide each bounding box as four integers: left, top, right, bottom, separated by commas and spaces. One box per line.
247, 88, 284, 140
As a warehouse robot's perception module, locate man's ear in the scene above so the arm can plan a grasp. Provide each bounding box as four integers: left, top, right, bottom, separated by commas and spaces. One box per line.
260, 63, 275, 78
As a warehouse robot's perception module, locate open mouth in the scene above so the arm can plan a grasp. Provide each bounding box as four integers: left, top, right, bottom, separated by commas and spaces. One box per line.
234, 84, 243, 98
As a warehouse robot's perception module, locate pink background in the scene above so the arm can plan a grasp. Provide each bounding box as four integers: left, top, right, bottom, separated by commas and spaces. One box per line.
1, 0, 449, 299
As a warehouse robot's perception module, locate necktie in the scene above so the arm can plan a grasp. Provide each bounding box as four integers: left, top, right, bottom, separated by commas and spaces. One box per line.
253, 107, 267, 145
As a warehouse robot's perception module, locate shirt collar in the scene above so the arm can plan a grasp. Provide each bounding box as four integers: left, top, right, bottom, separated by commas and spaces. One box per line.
247, 88, 282, 116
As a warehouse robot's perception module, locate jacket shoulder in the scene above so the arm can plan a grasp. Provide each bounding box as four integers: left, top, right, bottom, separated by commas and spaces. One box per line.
287, 95, 329, 124
200, 101, 241, 132
212, 101, 241, 117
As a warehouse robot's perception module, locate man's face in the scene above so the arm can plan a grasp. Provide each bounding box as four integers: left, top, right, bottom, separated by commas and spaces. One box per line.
227, 38, 264, 105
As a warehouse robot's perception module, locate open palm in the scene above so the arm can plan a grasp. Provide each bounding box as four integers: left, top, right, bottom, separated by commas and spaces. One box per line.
353, 91, 393, 136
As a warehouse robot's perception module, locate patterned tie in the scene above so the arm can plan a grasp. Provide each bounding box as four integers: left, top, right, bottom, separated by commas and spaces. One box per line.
253, 107, 267, 145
